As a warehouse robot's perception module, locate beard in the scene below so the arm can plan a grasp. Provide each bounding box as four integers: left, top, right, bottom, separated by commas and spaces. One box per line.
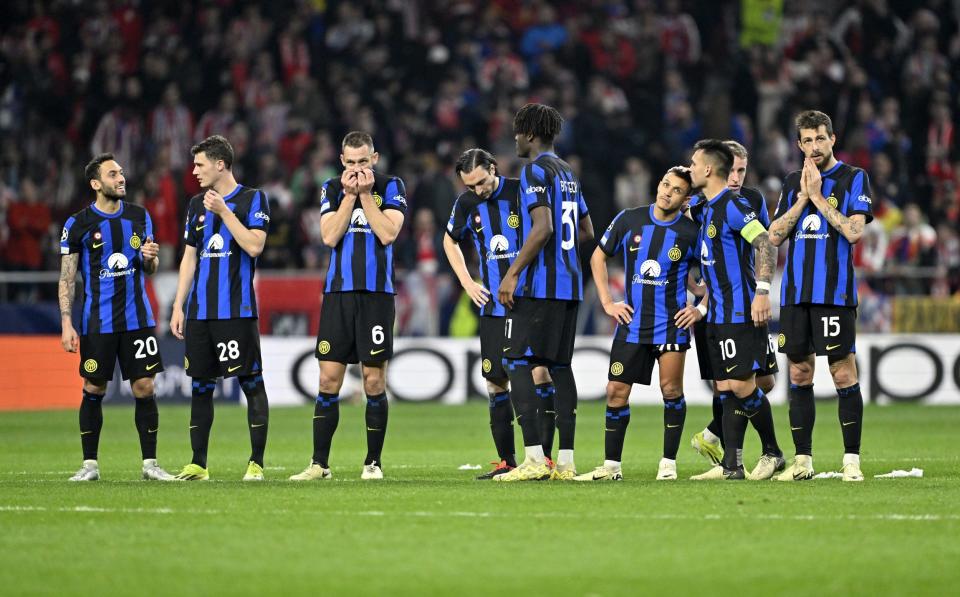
101, 186, 125, 200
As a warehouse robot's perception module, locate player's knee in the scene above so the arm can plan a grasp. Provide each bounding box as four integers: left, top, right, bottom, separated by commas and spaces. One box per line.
361, 367, 386, 395
829, 358, 858, 387
83, 379, 108, 395
659, 380, 683, 400
486, 379, 509, 394
788, 356, 814, 385
606, 381, 630, 407
757, 374, 775, 394
532, 365, 552, 385
130, 377, 154, 398
318, 369, 344, 394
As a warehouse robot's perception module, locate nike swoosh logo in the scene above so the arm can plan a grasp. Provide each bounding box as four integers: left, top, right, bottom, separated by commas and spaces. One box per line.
666, 424, 681, 428
196, 225, 206, 231
189, 425, 198, 429
80, 431, 93, 435
370, 349, 385, 355
475, 227, 483, 233
145, 363, 159, 371
791, 427, 803, 431
92, 241, 105, 248
148, 428, 158, 433
604, 428, 616, 432
826, 344, 841, 351
745, 412, 757, 418
768, 362, 777, 368
629, 246, 640, 252
228, 365, 241, 372
503, 347, 510, 352
250, 423, 265, 428
313, 415, 325, 420
366, 427, 382, 432
725, 365, 738, 372
842, 421, 857, 426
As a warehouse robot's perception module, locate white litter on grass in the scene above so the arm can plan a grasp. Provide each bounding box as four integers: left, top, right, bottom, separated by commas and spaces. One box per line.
457, 464, 483, 470
875, 468, 924, 479
813, 471, 844, 479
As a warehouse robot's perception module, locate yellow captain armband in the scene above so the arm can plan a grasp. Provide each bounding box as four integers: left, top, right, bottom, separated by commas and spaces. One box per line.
740, 219, 767, 244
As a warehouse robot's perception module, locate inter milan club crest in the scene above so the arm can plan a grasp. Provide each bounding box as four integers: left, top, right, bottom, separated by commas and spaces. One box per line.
129, 234, 141, 250
507, 214, 520, 229
707, 223, 717, 238
827, 195, 839, 208
668, 246, 682, 262
372, 193, 383, 207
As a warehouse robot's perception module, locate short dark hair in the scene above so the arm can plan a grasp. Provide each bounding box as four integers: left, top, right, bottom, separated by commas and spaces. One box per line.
342, 131, 374, 150
85, 153, 115, 182
191, 135, 234, 169
795, 110, 834, 139
693, 139, 734, 179
455, 148, 498, 175
666, 165, 693, 189
723, 140, 748, 159
513, 103, 563, 143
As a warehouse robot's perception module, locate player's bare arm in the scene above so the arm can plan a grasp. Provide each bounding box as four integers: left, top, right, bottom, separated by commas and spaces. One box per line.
357, 170, 403, 245
59, 253, 79, 353
141, 236, 160, 275
750, 231, 776, 326
802, 158, 866, 243
498, 205, 553, 309
170, 244, 198, 340
203, 189, 267, 257
674, 273, 705, 330
442, 233, 490, 308
589, 245, 633, 325
578, 213, 595, 244
768, 191, 809, 246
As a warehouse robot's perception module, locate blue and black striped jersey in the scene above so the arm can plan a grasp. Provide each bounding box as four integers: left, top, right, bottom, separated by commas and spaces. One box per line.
689, 186, 770, 228
516, 152, 590, 301
690, 188, 765, 325
599, 205, 699, 344
446, 176, 521, 317
774, 161, 873, 307
60, 202, 156, 335
320, 172, 407, 294
183, 185, 270, 320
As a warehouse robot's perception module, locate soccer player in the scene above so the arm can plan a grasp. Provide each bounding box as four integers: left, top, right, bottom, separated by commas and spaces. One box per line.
495, 103, 594, 482
685, 139, 779, 480
573, 166, 699, 482
169, 135, 272, 481
59, 153, 173, 481
289, 131, 406, 481
689, 140, 784, 479
768, 110, 873, 482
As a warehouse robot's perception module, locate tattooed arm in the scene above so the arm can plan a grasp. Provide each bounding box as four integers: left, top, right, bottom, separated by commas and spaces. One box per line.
750, 231, 776, 326
768, 192, 808, 246
809, 197, 867, 243
59, 254, 80, 352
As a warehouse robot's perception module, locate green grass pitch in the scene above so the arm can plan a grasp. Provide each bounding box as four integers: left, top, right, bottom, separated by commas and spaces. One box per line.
1, 401, 958, 596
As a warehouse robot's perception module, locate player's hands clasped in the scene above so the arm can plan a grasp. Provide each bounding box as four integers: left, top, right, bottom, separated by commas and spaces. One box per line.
203, 189, 229, 216
751, 293, 771, 327
356, 168, 375, 194
141, 236, 159, 261
341, 169, 359, 196
463, 280, 491, 308
170, 308, 185, 340
61, 324, 79, 353
673, 305, 702, 330
603, 301, 634, 325
801, 158, 822, 200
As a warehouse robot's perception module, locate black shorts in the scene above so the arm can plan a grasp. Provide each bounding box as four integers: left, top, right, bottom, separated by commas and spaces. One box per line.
80, 327, 164, 381
315, 291, 395, 364
185, 318, 262, 379
779, 304, 857, 357
704, 322, 769, 381
694, 320, 778, 380
479, 316, 508, 380
503, 297, 578, 366
608, 339, 688, 385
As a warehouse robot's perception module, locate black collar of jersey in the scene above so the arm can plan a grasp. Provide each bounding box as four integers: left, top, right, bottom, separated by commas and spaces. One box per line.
706, 187, 731, 206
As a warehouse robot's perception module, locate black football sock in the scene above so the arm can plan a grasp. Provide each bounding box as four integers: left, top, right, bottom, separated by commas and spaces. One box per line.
134, 394, 158, 460
364, 393, 388, 466
489, 391, 516, 466
505, 359, 541, 451
551, 365, 578, 452
662, 395, 686, 459
79, 390, 104, 461
535, 382, 556, 459
604, 405, 631, 463
788, 384, 815, 456
240, 374, 269, 467
189, 379, 216, 468
722, 393, 748, 470
745, 388, 782, 457
312, 393, 340, 468
837, 383, 863, 454
707, 390, 723, 441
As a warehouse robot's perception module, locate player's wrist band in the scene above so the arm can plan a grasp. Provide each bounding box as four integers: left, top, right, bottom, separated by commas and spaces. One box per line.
756, 281, 771, 292
696, 304, 707, 317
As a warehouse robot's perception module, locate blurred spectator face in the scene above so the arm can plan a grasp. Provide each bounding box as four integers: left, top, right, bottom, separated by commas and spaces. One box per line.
458, 164, 498, 200
91, 159, 126, 200
162, 83, 180, 107
192, 152, 225, 189
656, 172, 691, 213
903, 204, 922, 227
727, 156, 748, 193
340, 144, 378, 173
797, 125, 836, 169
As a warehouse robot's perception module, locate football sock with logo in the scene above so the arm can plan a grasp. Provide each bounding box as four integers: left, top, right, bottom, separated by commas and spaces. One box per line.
189, 379, 217, 468
505, 360, 543, 455
787, 384, 815, 456
240, 374, 269, 467
552, 365, 577, 452
134, 394, 159, 460
837, 383, 863, 454
312, 393, 339, 468
604, 405, 631, 463
535, 382, 556, 459
79, 390, 104, 461
364, 393, 388, 466
706, 391, 724, 446
745, 388, 782, 457
489, 391, 517, 467
662, 395, 686, 459
721, 394, 748, 470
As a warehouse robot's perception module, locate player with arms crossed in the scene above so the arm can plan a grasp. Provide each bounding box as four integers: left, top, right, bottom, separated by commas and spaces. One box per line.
689, 141, 784, 478
495, 103, 594, 482
290, 131, 406, 481
686, 139, 780, 480
768, 110, 873, 482
574, 166, 699, 481
60, 153, 173, 481
170, 135, 272, 481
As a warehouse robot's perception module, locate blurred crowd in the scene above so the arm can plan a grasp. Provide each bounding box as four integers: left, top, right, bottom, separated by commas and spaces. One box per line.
0, 0, 959, 334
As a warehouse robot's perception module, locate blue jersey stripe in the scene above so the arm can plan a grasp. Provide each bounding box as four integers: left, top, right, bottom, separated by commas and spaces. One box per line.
121, 219, 138, 330
98, 221, 114, 334
341, 231, 355, 289
216, 226, 231, 319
